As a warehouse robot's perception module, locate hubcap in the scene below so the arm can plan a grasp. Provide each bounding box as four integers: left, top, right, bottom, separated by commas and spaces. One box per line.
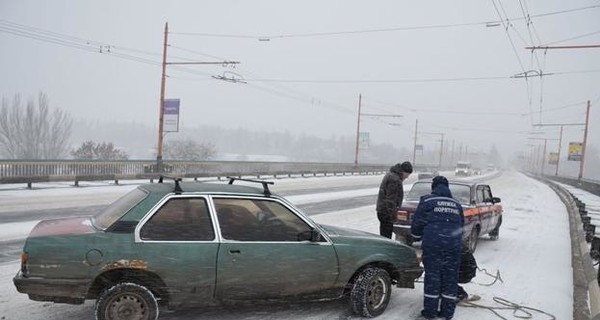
107, 293, 148, 320
367, 277, 387, 310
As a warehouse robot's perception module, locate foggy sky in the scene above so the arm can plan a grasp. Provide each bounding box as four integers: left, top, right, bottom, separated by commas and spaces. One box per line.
0, 0, 598, 172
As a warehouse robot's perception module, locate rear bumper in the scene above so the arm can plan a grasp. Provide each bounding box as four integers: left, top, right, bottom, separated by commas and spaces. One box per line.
396, 267, 424, 288
13, 271, 90, 304
393, 224, 411, 237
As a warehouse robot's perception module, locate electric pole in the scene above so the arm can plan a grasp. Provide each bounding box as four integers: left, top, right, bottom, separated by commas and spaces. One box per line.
156, 22, 240, 172
532, 100, 590, 180
354, 95, 402, 165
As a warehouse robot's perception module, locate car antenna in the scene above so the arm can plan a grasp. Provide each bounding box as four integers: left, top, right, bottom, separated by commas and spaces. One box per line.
227, 176, 274, 196
159, 175, 183, 193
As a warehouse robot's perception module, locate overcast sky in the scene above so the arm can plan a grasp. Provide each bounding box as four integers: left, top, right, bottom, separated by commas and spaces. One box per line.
0, 0, 599, 167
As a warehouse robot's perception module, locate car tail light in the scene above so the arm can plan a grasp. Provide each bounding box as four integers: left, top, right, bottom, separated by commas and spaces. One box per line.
396, 210, 409, 222
20, 252, 28, 274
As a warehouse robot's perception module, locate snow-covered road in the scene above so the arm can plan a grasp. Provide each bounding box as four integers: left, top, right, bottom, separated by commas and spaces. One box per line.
0, 171, 586, 319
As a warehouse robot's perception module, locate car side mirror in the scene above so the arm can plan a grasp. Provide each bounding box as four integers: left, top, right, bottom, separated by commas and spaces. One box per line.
492, 197, 501, 204
298, 229, 321, 242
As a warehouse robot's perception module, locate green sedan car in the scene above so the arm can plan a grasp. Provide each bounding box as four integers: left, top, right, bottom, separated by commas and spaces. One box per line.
14, 177, 423, 319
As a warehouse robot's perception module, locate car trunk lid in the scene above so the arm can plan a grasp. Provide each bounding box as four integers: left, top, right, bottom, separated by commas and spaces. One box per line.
29, 217, 96, 238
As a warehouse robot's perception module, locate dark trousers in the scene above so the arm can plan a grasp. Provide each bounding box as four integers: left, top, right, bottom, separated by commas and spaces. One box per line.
377, 211, 394, 238
421, 243, 461, 319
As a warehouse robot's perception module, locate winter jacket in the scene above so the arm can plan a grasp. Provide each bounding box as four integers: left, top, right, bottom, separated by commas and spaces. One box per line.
410, 183, 464, 246
376, 163, 405, 215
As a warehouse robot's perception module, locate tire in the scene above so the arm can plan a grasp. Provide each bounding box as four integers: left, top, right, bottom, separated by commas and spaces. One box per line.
95, 282, 159, 320
489, 216, 502, 241
465, 227, 480, 253
350, 267, 392, 318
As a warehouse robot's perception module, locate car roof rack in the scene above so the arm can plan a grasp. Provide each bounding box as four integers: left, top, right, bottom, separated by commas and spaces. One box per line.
158, 175, 183, 193
227, 176, 274, 196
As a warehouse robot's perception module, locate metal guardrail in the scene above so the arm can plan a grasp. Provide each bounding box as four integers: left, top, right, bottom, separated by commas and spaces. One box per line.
0, 160, 391, 188
545, 175, 600, 197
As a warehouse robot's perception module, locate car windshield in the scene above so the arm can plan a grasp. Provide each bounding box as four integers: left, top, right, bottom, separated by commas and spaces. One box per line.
405, 182, 471, 205
92, 187, 149, 230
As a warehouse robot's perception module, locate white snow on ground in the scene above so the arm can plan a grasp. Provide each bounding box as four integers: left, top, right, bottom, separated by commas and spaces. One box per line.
0, 171, 586, 319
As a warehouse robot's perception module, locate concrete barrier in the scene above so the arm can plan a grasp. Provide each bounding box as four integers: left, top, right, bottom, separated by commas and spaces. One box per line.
545, 180, 600, 320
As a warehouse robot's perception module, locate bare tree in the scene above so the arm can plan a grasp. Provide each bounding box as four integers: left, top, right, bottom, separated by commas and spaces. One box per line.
164, 139, 216, 161
0, 92, 72, 159
71, 141, 129, 160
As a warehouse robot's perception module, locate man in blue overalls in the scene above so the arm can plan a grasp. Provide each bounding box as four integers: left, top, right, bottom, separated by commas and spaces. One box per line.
411, 176, 464, 320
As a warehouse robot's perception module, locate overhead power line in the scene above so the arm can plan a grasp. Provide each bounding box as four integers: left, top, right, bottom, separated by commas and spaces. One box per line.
170, 4, 600, 39
542, 30, 600, 46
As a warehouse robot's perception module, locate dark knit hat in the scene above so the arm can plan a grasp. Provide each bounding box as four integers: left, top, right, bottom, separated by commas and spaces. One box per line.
400, 161, 413, 173
432, 175, 449, 189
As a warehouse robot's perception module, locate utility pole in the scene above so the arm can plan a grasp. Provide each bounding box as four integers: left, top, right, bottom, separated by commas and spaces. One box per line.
354, 95, 403, 165
580, 101, 591, 180
528, 137, 558, 176
439, 134, 444, 168
155, 22, 240, 172
523, 44, 594, 178
156, 23, 169, 172
412, 119, 418, 165
354, 94, 362, 165
533, 100, 590, 180
555, 126, 563, 176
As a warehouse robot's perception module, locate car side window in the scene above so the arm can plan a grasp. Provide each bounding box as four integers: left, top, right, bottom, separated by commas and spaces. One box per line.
476, 187, 485, 204
214, 198, 312, 242
476, 186, 493, 204
140, 197, 215, 241
482, 187, 493, 203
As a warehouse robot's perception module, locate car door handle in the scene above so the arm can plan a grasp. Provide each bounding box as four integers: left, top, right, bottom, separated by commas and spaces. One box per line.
229, 249, 241, 255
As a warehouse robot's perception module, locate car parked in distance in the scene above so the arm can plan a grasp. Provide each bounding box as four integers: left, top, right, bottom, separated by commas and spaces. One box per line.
14, 177, 423, 320
393, 180, 503, 253
417, 168, 439, 180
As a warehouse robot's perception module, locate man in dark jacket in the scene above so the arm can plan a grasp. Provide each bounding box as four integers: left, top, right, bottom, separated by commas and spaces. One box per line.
376, 161, 413, 238
411, 176, 464, 320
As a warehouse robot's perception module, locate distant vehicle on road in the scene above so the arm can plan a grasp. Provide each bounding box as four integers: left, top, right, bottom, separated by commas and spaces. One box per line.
14, 177, 423, 319
393, 180, 503, 253
455, 161, 472, 176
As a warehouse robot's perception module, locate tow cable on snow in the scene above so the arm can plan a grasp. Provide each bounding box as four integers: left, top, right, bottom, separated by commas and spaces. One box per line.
458, 297, 556, 320
473, 267, 504, 286
413, 266, 557, 319
457, 267, 556, 319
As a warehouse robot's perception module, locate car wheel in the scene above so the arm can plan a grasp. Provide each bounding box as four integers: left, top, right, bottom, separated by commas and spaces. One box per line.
95, 282, 159, 320
489, 217, 502, 241
350, 267, 392, 318
466, 228, 480, 253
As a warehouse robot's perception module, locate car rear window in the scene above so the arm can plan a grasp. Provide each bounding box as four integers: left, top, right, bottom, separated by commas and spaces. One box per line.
405, 182, 471, 205
92, 187, 149, 230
